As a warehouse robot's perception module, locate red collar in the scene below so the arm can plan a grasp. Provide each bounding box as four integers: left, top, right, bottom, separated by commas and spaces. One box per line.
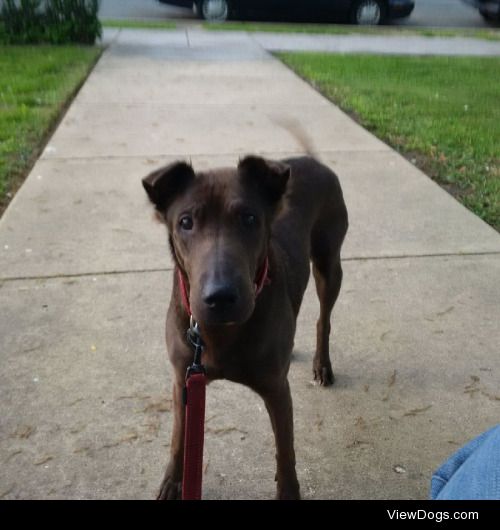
177, 256, 270, 317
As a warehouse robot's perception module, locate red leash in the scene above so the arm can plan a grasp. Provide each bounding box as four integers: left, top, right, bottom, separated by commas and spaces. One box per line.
182, 317, 206, 500
177, 258, 270, 500
182, 371, 205, 500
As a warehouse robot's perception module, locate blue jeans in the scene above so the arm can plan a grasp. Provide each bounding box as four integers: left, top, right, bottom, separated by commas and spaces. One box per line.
431, 425, 500, 500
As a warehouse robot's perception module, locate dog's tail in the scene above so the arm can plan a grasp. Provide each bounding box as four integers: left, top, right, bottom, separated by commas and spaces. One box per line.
271, 116, 318, 159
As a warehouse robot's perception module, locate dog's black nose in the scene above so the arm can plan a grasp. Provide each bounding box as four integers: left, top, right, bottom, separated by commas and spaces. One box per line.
203, 284, 238, 311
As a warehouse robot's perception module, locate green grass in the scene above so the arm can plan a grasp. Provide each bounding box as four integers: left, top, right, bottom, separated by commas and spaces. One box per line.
204, 21, 500, 41
204, 21, 350, 35
278, 53, 500, 231
101, 19, 177, 30
0, 45, 101, 214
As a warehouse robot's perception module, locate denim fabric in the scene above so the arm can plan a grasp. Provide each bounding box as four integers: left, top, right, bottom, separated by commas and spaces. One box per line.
431, 425, 500, 500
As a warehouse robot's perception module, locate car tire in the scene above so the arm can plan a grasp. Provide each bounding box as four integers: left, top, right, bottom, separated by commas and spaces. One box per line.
350, 0, 386, 25
480, 11, 500, 25
197, 0, 230, 22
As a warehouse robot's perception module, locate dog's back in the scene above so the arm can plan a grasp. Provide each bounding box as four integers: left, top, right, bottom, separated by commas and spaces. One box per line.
269, 153, 348, 320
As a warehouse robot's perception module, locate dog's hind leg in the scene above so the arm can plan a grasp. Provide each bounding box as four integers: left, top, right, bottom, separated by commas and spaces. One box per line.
311, 225, 345, 386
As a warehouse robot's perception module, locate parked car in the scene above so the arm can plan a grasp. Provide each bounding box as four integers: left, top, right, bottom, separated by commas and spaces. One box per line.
462, 0, 500, 22
158, 0, 415, 25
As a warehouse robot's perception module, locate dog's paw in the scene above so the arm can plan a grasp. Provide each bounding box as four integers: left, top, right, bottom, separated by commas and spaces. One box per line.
276, 483, 301, 500
157, 475, 182, 500
313, 361, 335, 386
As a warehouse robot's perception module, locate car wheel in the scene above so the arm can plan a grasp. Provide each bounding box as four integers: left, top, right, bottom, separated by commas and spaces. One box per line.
350, 0, 386, 25
197, 0, 230, 22
480, 11, 500, 25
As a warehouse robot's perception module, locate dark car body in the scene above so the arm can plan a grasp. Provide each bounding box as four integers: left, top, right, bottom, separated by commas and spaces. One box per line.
159, 0, 193, 6
158, 0, 415, 23
463, 0, 500, 21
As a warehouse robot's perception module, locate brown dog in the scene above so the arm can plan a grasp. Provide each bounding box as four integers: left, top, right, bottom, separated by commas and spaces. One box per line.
143, 154, 348, 499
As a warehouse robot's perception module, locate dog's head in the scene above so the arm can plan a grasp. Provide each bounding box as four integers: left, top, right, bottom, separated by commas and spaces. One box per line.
142, 156, 290, 326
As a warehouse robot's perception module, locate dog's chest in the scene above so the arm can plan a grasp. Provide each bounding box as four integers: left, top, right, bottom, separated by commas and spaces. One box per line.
202, 346, 255, 384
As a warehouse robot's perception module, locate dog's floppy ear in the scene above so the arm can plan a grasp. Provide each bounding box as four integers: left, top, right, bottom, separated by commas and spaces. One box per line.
238, 156, 290, 203
142, 161, 195, 212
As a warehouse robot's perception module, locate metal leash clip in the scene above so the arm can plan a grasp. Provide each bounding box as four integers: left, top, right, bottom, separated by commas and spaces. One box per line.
186, 315, 205, 377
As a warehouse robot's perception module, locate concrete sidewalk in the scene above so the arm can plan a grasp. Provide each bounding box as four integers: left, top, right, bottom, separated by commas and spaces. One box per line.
1, 29, 499, 500
251, 31, 500, 56
104, 26, 500, 56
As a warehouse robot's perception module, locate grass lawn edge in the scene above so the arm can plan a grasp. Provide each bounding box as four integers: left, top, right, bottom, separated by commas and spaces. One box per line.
0, 46, 103, 218
101, 19, 177, 30
202, 21, 500, 42
276, 51, 499, 232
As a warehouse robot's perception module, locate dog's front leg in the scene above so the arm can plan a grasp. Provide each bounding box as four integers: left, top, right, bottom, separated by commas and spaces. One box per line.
157, 379, 185, 500
262, 379, 301, 500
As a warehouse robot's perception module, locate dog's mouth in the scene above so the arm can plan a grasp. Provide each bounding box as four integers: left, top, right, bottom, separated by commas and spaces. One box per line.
181, 254, 271, 327
177, 266, 257, 326
193, 298, 255, 328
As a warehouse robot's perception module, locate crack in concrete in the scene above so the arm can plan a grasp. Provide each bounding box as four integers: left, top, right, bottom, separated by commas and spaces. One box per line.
0, 267, 173, 283
38, 147, 390, 162
1, 251, 500, 283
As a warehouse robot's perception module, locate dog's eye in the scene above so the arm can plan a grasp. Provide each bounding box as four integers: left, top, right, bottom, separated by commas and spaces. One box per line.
240, 213, 257, 227
179, 215, 193, 231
